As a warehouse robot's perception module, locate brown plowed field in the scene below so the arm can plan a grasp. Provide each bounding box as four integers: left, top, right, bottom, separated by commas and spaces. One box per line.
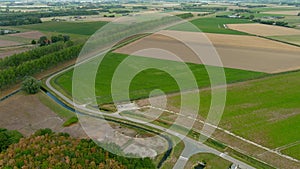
0, 93, 86, 138
115, 30, 300, 73
8, 31, 45, 39
0, 39, 21, 47
227, 23, 300, 36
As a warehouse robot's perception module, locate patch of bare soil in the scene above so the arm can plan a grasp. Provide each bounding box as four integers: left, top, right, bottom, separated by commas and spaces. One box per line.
227, 23, 300, 36
0, 45, 34, 58
0, 93, 87, 138
115, 30, 300, 73
0, 39, 21, 47
8, 31, 45, 39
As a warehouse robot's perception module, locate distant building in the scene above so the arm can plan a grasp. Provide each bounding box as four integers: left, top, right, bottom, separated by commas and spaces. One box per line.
228, 15, 241, 18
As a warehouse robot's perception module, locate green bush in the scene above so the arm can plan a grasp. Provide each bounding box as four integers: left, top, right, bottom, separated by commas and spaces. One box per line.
63, 116, 79, 127
0, 128, 23, 152
21, 76, 41, 94
34, 128, 53, 136
98, 104, 117, 112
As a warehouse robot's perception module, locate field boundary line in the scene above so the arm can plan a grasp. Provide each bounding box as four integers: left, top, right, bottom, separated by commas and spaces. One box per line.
275, 141, 300, 152
144, 105, 300, 163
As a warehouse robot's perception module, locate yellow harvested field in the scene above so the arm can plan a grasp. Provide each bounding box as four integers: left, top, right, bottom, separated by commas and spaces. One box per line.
115, 30, 300, 73
263, 11, 300, 15
227, 23, 300, 36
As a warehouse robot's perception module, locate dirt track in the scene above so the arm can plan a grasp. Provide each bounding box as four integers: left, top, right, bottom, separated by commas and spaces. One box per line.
115, 30, 300, 73
227, 23, 300, 36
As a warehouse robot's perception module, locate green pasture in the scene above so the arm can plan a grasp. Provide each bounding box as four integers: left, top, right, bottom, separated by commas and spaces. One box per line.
169, 17, 252, 35
281, 144, 300, 160
169, 70, 300, 159
53, 52, 265, 104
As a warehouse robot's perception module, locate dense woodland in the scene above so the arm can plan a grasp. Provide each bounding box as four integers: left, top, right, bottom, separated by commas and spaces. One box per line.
0, 42, 81, 90
0, 129, 155, 169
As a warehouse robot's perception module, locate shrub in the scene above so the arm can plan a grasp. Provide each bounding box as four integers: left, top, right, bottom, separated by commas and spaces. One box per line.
63, 116, 79, 127
98, 104, 117, 112
34, 128, 53, 136
31, 40, 37, 44
0, 128, 23, 152
21, 76, 41, 94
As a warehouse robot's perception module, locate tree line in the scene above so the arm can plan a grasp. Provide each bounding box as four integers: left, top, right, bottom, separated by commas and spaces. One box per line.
171, 6, 227, 12
176, 13, 194, 19
0, 16, 41, 26
37, 34, 71, 46
0, 43, 82, 90
253, 19, 289, 27
0, 10, 98, 26
0, 42, 69, 69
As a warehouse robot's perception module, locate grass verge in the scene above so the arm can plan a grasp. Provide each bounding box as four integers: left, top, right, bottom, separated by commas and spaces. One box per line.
184, 153, 232, 169
63, 116, 79, 127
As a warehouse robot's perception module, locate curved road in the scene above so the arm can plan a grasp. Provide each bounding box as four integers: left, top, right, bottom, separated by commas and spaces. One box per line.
45, 61, 255, 169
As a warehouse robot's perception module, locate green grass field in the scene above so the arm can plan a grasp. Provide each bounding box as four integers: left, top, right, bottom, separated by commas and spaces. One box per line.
169, 17, 253, 35
184, 153, 232, 169
0, 34, 31, 44
169, 71, 300, 159
54, 52, 266, 104
281, 144, 300, 160
18, 21, 108, 35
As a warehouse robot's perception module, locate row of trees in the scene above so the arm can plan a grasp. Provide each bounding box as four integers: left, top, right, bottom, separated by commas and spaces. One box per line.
0, 129, 155, 169
171, 6, 227, 12
253, 19, 289, 27
0, 16, 41, 26
37, 35, 71, 46
0, 41, 69, 69
0, 10, 98, 26
0, 44, 82, 90
176, 13, 194, 19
